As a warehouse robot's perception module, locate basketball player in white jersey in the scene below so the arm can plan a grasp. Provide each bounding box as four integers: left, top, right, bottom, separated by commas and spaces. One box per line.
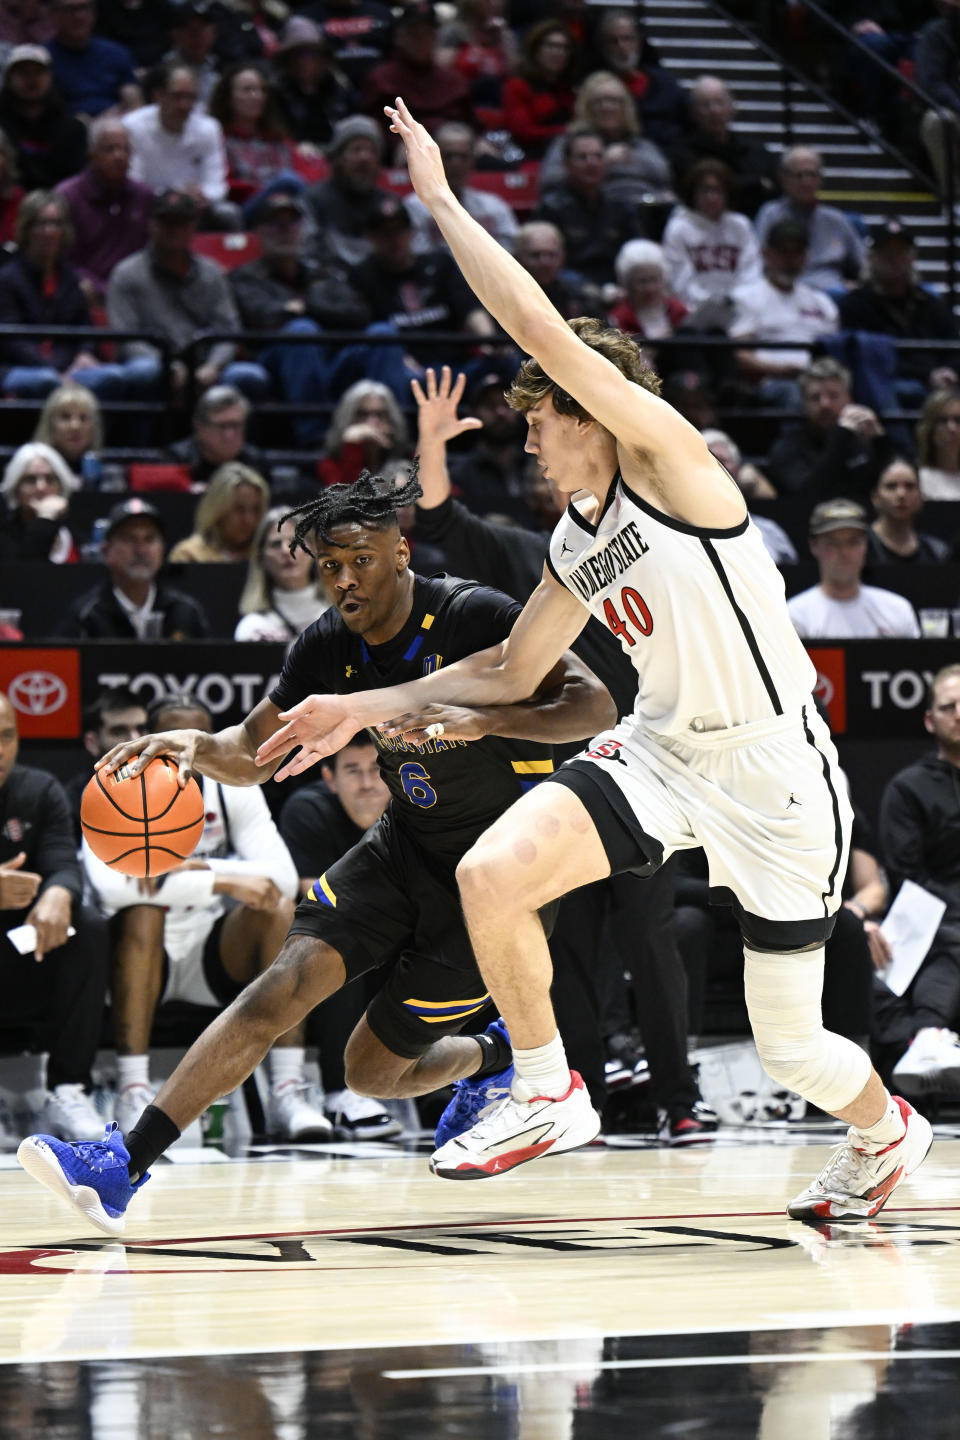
255, 98, 932, 1222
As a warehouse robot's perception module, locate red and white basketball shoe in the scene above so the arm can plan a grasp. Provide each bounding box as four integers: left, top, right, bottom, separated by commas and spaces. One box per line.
429, 1071, 601, 1180
787, 1096, 933, 1224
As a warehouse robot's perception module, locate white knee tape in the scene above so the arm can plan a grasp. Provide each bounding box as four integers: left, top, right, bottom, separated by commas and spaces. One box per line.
743, 946, 871, 1114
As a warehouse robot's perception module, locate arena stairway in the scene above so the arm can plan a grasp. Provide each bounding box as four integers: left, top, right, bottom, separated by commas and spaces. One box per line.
641, 0, 954, 302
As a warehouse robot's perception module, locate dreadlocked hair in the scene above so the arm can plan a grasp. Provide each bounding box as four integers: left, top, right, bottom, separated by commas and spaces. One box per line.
280, 461, 423, 557
506, 316, 662, 419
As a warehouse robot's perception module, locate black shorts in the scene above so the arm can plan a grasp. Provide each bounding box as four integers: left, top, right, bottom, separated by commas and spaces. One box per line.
287, 813, 493, 1059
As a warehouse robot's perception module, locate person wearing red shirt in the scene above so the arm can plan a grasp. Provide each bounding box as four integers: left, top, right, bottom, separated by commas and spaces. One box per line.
502, 18, 577, 158
362, 2, 472, 141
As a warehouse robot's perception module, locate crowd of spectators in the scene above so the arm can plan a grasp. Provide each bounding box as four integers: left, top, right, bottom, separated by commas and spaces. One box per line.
5, 0, 960, 1139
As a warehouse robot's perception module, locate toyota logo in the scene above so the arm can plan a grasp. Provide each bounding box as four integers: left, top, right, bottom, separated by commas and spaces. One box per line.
814, 671, 834, 708
8, 671, 68, 716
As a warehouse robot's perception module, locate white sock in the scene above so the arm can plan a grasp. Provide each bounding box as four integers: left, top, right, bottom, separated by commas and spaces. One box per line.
117, 1055, 150, 1090
269, 1047, 305, 1089
854, 1093, 906, 1150
511, 1032, 571, 1102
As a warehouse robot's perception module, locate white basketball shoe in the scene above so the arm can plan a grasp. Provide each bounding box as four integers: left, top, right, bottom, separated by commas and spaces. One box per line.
430, 1071, 600, 1180
787, 1096, 933, 1224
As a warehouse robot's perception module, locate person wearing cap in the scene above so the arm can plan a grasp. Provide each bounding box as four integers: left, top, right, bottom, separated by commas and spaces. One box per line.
56, 115, 154, 302
48, 0, 141, 119
755, 146, 865, 294
405, 122, 518, 257
164, 0, 221, 107
729, 217, 838, 409
273, 15, 351, 148
123, 61, 236, 229
107, 187, 269, 400
361, 1, 472, 139
304, 113, 388, 267
0, 44, 87, 191
838, 219, 959, 406
230, 185, 369, 440
444, 365, 539, 526
60, 498, 209, 639
298, 0, 394, 92
786, 497, 920, 639
336, 188, 494, 402
765, 357, 892, 503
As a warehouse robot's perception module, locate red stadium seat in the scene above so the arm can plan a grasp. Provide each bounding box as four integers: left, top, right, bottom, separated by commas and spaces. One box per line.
128, 464, 193, 493
191, 232, 262, 271
467, 163, 541, 215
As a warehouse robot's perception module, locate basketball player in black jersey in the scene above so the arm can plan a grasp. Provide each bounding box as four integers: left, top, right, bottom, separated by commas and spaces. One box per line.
16, 467, 615, 1234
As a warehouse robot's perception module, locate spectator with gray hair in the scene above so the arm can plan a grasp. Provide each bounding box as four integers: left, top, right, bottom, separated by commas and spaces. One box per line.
317, 379, 409, 489
608, 238, 688, 338
669, 74, 776, 216
0, 441, 78, 563
166, 384, 269, 488
538, 70, 672, 205
661, 157, 761, 320
755, 146, 865, 293
57, 114, 154, 302
701, 428, 795, 566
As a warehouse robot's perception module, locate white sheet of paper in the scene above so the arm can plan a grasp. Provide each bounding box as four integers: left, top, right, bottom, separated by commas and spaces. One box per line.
6, 923, 76, 956
879, 880, 947, 997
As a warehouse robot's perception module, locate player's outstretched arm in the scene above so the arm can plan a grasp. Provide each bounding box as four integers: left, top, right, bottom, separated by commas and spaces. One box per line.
255, 572, 589, 781
96, 698, 289, 788
382, 649, 616, 745
386, 97, 707, 471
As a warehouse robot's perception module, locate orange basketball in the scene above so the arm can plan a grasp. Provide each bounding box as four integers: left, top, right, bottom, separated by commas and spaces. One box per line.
80, 755, 205, 878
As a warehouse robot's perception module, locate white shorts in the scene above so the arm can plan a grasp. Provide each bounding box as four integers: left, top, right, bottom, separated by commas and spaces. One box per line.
161, 910, 236, 1009
551, 702, 851, 952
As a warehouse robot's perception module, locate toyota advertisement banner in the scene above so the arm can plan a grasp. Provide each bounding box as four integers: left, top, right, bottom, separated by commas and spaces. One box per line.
0, 640, 957, 743
0, 644, 286, 740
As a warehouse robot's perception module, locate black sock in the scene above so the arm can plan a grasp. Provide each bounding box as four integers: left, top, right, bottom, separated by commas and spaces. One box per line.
471, 1027, 512, 1080
124, 1104, 181, 1182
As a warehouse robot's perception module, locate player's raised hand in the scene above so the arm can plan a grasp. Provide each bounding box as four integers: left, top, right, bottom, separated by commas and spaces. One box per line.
384, 97, 449, 207
255, 694, 362, 782
412, 367, 483, 447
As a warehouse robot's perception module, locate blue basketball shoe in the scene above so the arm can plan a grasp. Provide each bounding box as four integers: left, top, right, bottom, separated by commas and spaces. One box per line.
17, 1123, 150, 1236
435, 1019, 514, 1149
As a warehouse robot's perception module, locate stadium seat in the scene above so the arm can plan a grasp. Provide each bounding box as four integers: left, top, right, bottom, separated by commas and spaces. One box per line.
191, 232, 262, 271
128, 463, 194, 493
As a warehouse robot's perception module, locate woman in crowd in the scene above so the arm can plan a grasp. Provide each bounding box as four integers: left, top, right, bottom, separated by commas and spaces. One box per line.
234, 506, 331, 641
539, 71, 672, 204
608, 238, 687, 339
916, 388, 960, 500
868, 454, 950, 564
661, 158, 761, 318
501, 19, 578, 159
207, 62, 298, 202
317, 381, 410, 489
168, 461, 270, 563
0, 441, 78, 562
32, 383, 103, 487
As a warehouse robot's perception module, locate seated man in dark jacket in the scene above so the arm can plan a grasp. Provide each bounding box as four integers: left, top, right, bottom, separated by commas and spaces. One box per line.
0, 189, 153, 400
61, 498, 209, 640
765, 357, 892, 502
838, 219, 959, 406
230, 185, 368, 439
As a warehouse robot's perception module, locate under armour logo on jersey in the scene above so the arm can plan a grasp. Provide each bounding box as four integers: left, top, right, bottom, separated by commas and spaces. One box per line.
560, 540, 573, 556
786, 793, 801, 808
345, 665, 357, 678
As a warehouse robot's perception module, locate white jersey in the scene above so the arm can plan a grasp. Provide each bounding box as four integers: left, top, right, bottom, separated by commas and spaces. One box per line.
546, 471, 817, 736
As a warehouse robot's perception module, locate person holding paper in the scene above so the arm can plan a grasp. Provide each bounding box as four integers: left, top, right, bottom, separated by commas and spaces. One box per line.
0, 690, 107, 1144
874, 663, 960, 1093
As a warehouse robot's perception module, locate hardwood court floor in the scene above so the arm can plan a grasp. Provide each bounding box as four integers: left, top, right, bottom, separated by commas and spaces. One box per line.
1, 1131, 959, 1358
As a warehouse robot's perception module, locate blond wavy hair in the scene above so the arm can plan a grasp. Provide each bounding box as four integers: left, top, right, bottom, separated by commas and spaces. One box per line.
506, 316, 662, 420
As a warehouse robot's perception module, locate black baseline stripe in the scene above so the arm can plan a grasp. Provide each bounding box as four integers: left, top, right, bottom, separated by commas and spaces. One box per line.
699, 539, 782, 717
801, 704, 844, 915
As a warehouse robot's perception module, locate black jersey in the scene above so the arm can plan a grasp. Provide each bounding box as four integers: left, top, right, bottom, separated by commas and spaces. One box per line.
270, 573, 556, 865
